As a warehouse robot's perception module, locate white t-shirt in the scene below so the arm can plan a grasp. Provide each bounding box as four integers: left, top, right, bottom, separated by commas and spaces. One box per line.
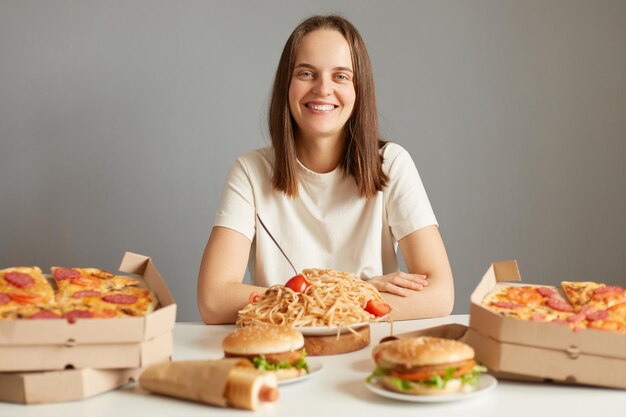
213, 142, 438, 286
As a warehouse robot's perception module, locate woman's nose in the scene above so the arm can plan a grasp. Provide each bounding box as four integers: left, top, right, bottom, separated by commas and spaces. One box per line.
313, 75, 333, 96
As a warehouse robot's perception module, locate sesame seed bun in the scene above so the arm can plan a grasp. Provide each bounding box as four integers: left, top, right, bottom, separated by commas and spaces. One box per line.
374, 337, 474, 368
222, 325, 304, 355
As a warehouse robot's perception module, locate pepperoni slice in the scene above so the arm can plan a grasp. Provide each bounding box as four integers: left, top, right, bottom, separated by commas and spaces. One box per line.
536, 287, 557, 298
73, 290, 101, 298
102, 294, 137, 305
565, 306, 592, 323
30, 310, 62, 319
586, 309, 609, 321
65, 309, 94, 323
593, 285, 625, 295
547, 296, 574, 312
4, 272, 35, 288
53, 268, 81, 281
0, 293, 10, 305
490, 301, 522, 309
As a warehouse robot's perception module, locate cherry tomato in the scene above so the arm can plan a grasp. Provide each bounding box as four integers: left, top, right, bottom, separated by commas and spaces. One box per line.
364, 299, 391, 317
285, 274, 311, 293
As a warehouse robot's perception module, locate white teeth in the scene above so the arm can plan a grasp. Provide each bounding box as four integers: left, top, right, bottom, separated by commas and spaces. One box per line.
308, 104, 335, 111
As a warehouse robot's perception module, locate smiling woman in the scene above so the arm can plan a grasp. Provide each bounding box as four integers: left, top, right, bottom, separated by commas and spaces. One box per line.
197, 15, 454, 324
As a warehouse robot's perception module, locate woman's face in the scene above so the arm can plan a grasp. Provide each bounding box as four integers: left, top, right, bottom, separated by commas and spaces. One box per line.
288, 29, 356, 142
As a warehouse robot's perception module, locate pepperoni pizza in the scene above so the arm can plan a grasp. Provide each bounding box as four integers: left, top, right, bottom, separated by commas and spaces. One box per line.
482, 281, 626, 333
0, 266, 158, 320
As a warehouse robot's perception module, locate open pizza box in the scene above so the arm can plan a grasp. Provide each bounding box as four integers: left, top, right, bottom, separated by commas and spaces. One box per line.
0, 252, 177, 372
466, 260, 626, 389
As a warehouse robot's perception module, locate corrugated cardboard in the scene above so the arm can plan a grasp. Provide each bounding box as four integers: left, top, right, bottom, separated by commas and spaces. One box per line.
468, 261, 626, 389
0, 367, 143, 404
0, 330, 173, 372
0, 252, 176, 346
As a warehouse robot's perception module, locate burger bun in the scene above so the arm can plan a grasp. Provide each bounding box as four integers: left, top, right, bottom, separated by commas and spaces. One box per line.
222, 324, 304, 355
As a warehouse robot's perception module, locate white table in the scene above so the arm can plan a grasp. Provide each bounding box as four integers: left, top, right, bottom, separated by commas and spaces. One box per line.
2, 315, 625, 416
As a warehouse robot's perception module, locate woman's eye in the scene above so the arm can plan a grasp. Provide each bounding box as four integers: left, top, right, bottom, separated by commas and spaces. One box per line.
336, 73, 351, 81
298, 71, 314, 78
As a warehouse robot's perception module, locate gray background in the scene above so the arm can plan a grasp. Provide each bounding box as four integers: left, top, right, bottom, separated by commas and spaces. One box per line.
1, 1, 625, 322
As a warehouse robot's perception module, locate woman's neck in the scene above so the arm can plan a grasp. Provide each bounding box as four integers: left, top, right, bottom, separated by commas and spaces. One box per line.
295, 133, 345, 173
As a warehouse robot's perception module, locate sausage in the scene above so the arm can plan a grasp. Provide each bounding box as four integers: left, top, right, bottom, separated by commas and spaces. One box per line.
31, 310, 63, 319
102, 294, 138, 304
258, 385, 279, 402
53, 268, 81, 281
4, 272, 35, 288
547, 296, 574, 312
536, 287, 557, 298
0, 293, 10, 305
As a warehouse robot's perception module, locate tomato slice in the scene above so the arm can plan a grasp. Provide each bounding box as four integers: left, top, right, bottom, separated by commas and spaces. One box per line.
364, 299, 391, 317
9, 293, 42, 305
248, 291, 264, 304
390, 360, 476, 382
284, 274, 311, 293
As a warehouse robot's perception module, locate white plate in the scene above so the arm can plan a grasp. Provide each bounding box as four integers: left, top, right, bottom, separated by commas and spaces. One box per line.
365, 374, 497, 403
278, 360, 323, 385
295, 315, 389, 336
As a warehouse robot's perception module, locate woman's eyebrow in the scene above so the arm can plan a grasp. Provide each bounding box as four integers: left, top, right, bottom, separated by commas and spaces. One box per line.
294, 63, 353, 73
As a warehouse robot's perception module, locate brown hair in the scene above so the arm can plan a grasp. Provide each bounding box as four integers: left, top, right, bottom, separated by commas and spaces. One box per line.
268, 14, 388, 198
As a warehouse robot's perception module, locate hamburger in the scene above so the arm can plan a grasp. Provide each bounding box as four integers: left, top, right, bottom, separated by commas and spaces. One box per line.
368, 336, 486, 395
222, 325, 309, 380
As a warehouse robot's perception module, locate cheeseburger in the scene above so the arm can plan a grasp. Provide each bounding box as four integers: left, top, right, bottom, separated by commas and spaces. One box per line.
369, 336, 486, 395
222, 325, 308, 380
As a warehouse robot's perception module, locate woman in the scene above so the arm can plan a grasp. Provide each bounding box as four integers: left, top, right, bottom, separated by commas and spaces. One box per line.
198, 15, 453, 324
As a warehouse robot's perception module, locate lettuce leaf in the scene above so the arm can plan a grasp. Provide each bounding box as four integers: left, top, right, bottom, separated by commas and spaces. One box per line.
367, 364, 487, 391
252, 349, 309, 373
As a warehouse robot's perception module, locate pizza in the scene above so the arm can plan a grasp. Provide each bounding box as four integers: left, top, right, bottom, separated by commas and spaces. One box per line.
60, 285, 158, 319
561, 281, 625, 311
0, 266, 56, 305
52, 267, 139, 297
482, 281, 626, 333
0, 266, 158, 320
482, 284, 573, 322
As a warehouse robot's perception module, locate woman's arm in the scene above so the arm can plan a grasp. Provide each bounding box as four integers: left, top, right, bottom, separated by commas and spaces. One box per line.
371, 225, 454, 320
197, 226, 266, 324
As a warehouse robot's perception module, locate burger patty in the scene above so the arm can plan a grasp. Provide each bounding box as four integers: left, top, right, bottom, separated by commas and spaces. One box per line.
391, 359, 475, 378
224, 350, 303, 365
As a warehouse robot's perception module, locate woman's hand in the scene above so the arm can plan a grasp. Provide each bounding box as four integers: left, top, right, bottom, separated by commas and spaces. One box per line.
368, 272, 429, 297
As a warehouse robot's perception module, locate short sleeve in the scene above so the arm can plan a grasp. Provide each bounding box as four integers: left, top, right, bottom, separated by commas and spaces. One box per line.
383, 144, 438, 241
213, 157, 256, 241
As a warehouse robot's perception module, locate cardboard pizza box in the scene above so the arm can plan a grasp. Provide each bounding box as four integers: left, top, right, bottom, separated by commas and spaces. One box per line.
0, 329, 173, 372
0, 364, 157, 404
0, 252, 176, 345
468, 261, 626, 389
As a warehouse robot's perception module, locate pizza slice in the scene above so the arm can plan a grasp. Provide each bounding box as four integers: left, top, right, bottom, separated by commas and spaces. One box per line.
587, 285, 626, 310
57, 286, 158, 319
587, 302, 626, 333
51, 267, 139, 298
0, 304, 64, 320
0, 266, 56, 305
560, 281, 604, 311
482, 284, 575, 323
